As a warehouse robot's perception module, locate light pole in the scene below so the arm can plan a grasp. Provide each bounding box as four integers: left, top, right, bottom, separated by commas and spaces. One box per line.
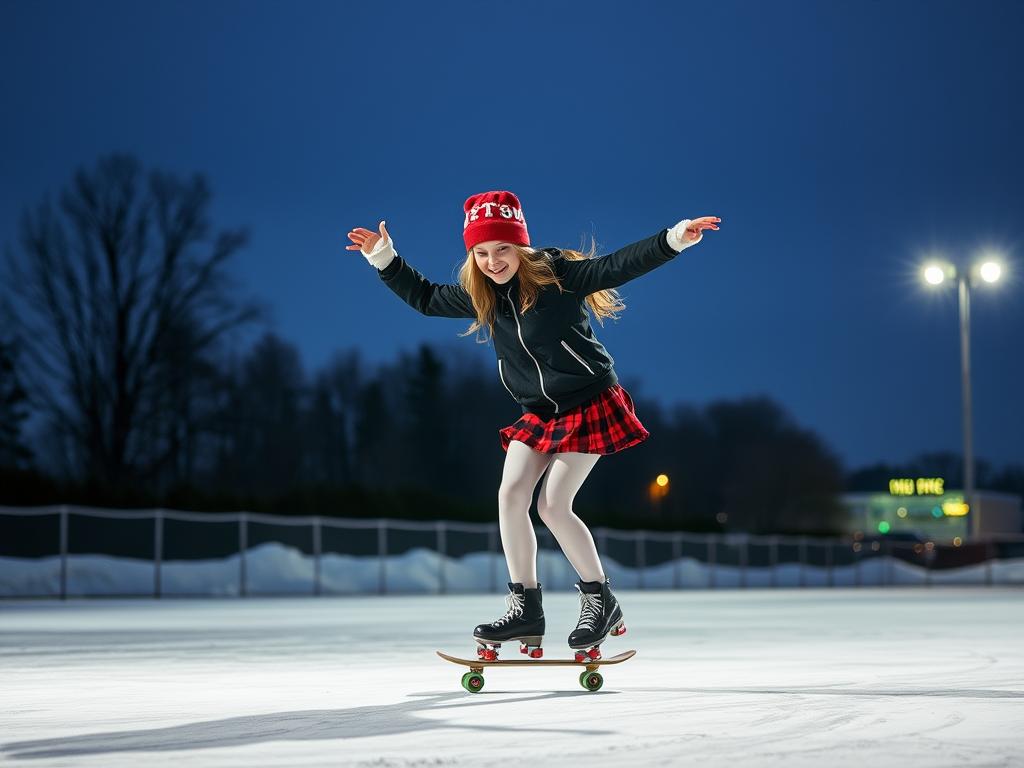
922, 257, 1004, 540
958, 274, 975, 540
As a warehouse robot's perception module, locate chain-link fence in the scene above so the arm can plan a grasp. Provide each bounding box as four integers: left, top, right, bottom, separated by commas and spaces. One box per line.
2, 505, 1022, 597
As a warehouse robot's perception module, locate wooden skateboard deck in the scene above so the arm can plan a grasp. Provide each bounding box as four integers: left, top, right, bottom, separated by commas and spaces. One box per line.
437, 649, 636, 692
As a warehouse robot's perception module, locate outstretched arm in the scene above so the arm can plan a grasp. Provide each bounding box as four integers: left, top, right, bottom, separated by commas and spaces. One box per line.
558, 216, 721, 295
346, 221, 476, 319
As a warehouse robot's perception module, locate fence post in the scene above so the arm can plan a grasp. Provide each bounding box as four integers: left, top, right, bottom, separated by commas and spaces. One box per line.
636, 531, 645, 590
798, 536, 807, 588
985, 539, 994, 586
239, 512, 248, 597
739, 536, 748, 589
437, 520, 447, 595
854, 540, 862, 587
672, 534, 682, 590
377, 520, 387, 595
154, 508, 163, 599
312, 517, 322, 596
707, 535, 716, 589
825, 540, 833, 588
59, 505, 68, 601
884, 540, 892, 586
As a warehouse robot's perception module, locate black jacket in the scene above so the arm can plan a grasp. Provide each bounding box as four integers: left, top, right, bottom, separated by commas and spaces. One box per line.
377, 228, 681, 419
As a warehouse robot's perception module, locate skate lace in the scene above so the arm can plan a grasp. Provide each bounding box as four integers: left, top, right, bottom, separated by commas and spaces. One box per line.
492, 591, 525, 627
575, 592, 602, 631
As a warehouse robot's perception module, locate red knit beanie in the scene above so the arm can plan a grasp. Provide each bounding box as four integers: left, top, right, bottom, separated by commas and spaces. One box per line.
462, 190, 530, 252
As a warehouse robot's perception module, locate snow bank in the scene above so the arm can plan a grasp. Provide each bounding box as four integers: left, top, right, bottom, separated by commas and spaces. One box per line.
2, 542, 1021, 596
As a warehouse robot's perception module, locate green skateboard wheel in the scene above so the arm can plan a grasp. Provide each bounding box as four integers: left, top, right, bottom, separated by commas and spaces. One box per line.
579, 670, 604, 691
462, 671, 485, 693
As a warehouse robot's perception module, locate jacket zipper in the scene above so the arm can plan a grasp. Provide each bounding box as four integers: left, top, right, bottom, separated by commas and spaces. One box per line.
560, 339, 595, 375
503, 293, 559, 413
497, 359, 517, 400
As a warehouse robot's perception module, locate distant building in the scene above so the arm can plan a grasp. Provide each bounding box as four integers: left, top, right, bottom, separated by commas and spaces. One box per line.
841, 477, 1022, 542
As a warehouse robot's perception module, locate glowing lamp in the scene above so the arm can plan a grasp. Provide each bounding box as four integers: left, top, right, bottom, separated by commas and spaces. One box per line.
978, 261, 1002, 283
923, 264, 947, 285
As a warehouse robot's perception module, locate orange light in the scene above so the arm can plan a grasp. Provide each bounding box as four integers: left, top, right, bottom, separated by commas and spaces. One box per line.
647, 478, 669, 502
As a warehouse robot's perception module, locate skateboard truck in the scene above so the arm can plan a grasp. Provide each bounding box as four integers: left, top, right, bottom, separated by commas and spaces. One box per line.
476, 642, 500, 661
520, 643, 543, 658
572, 619, 626, 663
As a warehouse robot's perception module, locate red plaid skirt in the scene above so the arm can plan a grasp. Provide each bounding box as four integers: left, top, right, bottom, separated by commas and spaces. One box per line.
499, 384, 649, 454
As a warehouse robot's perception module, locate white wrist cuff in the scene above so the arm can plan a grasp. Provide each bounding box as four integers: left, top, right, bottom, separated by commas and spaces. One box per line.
666, 219, 700, 253
362, 237, 396, 270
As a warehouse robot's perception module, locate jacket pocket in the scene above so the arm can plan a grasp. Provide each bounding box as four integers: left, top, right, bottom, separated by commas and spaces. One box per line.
560, 339, 595, 375
498, 358, 519, 401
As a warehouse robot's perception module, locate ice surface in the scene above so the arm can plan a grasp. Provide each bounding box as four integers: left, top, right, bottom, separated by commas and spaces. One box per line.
2, 588, 1022, 767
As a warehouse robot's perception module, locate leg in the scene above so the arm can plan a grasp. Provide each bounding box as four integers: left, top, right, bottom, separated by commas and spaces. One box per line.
537, 452, 627, 654
535, 451, 605, 582
497, 440, 551, 588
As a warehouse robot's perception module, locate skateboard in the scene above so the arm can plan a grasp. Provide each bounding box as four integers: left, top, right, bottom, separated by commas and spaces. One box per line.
437, 649, 636, 692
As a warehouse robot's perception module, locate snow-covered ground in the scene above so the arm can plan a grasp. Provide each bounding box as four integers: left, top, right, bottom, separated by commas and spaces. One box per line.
2, 588, 1022, 767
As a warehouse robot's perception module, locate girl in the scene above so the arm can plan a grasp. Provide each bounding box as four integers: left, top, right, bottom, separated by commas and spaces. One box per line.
346, 190, 719, 662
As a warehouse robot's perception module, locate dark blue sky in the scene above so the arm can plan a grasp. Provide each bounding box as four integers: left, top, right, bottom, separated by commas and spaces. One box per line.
2, 0, 1022, 472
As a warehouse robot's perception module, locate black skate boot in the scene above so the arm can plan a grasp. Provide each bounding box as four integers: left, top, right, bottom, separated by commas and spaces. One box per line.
567, 577, 627, 662
473, 582, 545, 660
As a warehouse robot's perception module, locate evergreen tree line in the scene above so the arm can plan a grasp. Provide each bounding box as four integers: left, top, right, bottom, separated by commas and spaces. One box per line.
0, 329, 850, 534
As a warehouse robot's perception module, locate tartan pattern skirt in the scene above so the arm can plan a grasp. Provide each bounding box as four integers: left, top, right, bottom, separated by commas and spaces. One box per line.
499, 384, 649, 455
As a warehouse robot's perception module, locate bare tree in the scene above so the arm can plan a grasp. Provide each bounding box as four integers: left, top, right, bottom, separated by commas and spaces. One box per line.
3, 153, 262, 490
0, 334, 32, 469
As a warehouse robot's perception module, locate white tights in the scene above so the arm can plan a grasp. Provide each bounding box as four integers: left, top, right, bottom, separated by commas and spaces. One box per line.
497, 439, 605, 588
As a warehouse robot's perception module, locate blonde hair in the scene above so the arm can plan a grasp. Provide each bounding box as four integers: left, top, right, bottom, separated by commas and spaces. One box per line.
457, 233, 626, 344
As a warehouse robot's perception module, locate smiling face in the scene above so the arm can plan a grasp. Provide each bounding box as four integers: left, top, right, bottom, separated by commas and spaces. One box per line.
473, 240, 520, 284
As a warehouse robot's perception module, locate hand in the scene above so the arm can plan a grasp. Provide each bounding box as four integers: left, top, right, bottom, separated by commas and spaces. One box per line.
346, 220, 397, 270
682, 216, 721, 242
346, 220, 391, 255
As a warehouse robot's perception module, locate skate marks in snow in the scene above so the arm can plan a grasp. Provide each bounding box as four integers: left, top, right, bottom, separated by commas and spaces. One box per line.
1, 693, 604, 761
620, 685, 1024, 699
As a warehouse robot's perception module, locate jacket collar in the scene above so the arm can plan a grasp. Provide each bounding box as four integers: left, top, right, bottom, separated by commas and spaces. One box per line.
496, 269, 519, 298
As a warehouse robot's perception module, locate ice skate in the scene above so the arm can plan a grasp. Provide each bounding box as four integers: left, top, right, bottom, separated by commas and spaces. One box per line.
473, 582, 545, 660
567, 577, 627, 662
